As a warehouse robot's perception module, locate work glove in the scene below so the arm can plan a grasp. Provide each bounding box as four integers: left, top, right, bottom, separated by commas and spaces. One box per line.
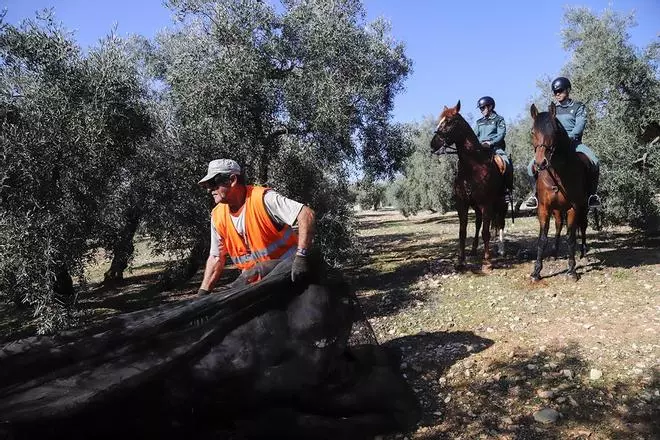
291, 255, 310, 283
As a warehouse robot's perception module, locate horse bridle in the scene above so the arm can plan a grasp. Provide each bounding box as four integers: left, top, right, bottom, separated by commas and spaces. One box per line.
432, 121, 458, 155
534, 142, 574, 202
534, 143, 555, 171
433, 116, 495, 157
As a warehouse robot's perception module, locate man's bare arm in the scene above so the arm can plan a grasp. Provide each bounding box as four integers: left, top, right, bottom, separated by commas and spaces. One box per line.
295, 206, 315, 251
199, 253, 226, 294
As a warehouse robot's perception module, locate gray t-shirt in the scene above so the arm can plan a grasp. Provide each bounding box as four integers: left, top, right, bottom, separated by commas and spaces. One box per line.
209, 190, 304, 257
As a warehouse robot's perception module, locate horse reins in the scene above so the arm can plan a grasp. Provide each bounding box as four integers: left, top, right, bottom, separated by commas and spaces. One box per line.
536, 143, 574, 207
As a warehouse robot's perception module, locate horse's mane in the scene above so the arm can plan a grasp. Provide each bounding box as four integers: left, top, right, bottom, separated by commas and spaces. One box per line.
455, 112, 484, 147
438, 107, 488, 153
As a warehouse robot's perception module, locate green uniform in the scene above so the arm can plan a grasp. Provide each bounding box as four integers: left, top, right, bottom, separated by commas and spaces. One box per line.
474, 111, 512, 191
556, 99, 586, 142
473, 112, 506, 152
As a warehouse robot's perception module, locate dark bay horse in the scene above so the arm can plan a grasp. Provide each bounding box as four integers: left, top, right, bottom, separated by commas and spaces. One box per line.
529, 103, 589, 281
430, 101, 508, 271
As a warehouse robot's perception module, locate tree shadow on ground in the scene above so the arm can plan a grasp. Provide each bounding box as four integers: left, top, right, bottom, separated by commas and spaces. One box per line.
586, 231, 660, 269
357, 232, 442, 259
382, 331, 495, 430
358, 217, 417, 231
77, 266, 240, 316
411, 211, 482, 226
396, 341, 659, 439
348, 231, 459, 319
491, 228, 660, 280
0, 302, 36, 343
353, 261, 433, 320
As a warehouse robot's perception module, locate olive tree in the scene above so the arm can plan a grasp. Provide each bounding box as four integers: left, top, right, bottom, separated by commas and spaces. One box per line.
140, 0, 412, 267
559, 7, 660, 230
0, 12, 152, 332
394, 117, 457, 216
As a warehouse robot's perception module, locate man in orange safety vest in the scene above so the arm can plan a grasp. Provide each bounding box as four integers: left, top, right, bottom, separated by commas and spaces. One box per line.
197, 159, 316, 294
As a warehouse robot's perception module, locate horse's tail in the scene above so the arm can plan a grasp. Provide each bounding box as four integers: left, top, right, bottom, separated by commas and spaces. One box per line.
509, 194, 515, 224
492, 197, 507, 231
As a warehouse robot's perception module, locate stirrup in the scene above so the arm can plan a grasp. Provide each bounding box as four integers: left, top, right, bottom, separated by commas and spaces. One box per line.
588, 194, 601, 208
524, 195, 538, 208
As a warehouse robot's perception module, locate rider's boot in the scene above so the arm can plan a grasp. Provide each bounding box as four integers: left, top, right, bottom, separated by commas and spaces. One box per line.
587, 163, 601, 208
524, 174, 538, 208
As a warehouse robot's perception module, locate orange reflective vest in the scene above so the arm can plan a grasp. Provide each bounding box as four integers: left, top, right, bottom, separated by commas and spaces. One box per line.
211, 185, 298, 271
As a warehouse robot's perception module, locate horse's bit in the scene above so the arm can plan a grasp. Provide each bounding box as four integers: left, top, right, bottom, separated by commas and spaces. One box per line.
534, 143, 555, 171
432, 124, 457, 155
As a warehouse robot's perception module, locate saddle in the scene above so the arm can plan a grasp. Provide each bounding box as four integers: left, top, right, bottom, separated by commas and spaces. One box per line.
479, 142, 507, 176
493, 155, 507, 176
576, 152, 596, 173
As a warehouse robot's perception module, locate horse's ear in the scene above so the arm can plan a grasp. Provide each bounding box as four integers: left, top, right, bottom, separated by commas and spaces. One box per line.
456, 100, 461, 112
530, 104, 538, 119
549, 102, 556, 118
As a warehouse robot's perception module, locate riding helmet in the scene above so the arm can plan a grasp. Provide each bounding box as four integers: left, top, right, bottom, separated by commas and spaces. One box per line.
551, 77, 572, 93
477, 96, 495, 109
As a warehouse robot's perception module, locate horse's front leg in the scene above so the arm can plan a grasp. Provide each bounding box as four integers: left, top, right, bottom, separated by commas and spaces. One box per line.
481, 209, 492, 271
566, 208, 580, 281
456, 202, 468, 271
552, 210, 563, 260
470, 209, 482, 257
531, 206, 551, 281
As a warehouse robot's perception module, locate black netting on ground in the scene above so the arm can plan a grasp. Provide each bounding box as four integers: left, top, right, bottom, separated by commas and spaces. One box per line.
0, 258, 416, 439
346, 290, 379, 346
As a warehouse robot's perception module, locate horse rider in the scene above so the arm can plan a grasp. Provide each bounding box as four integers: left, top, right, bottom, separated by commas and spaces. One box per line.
524, 77, 601, 209
473, 96, 513, 198
197, 159, 316, 294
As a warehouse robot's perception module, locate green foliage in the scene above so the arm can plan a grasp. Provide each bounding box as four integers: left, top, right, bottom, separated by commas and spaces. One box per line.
144, 0, 411, 263
355, 178, 387, 210
394, 118, 457, 216
0, 12, 152, 333
1, 1, 412, 335
505, 106, 541, 204
560, 7, 660, 230
266, 141, 357, 266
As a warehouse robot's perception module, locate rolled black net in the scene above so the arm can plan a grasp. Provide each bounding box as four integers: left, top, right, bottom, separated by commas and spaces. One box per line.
0, 258, 418, 440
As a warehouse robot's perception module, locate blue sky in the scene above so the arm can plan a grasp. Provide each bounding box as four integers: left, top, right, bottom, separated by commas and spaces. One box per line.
2, 0, 659, 124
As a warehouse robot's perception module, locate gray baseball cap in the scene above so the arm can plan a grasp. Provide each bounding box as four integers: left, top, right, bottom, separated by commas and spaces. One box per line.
198, 159, 242, 185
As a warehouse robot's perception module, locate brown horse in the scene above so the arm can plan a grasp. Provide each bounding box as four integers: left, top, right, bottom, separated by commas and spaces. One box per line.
529, 103, 589, 281
430, 101, 508, 271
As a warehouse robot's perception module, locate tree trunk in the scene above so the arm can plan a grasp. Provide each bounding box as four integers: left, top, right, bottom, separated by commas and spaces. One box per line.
103, 209, 142, 286
182, 238, 208, 280
156, 236, 207, 290
53, 263, 74, 297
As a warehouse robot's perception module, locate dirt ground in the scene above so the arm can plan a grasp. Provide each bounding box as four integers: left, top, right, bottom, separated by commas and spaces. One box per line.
1, 208, 657, 439
347, 208, 659, 440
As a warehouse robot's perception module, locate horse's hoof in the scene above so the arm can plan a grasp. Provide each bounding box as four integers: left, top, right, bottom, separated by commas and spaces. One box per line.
566, 272, 579, 282
482, 264, 493, 273
455, 262, 466, 272
530, 273, 541, 282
